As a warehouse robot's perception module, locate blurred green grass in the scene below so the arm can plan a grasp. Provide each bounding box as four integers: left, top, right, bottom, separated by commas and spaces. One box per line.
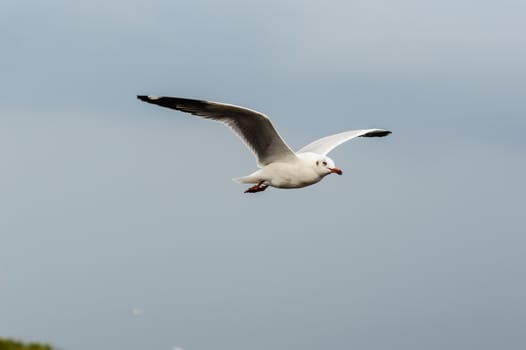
0, 338, 54, 350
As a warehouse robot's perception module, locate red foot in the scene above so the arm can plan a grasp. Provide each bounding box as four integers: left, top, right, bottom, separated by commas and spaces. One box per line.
244, 182, 268, 193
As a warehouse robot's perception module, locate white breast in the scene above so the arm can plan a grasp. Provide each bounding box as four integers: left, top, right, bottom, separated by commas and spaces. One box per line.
261, 161, 322, 188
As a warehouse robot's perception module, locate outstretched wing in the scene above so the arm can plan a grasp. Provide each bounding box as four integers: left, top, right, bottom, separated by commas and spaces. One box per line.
297, 129, 391, 155
137, 96, 297, 167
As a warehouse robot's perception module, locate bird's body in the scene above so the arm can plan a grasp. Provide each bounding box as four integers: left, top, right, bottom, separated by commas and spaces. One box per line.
137, 95, 391, 193
236, 153, 330, 189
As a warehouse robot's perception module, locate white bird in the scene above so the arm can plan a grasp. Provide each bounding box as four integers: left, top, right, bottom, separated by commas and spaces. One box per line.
137, 95, 391, 193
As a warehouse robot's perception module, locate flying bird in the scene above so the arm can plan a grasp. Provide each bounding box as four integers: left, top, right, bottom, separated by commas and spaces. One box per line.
137, 95, 391, 193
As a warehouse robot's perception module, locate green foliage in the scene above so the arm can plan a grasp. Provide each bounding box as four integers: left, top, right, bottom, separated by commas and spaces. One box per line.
0, 338, 54, 350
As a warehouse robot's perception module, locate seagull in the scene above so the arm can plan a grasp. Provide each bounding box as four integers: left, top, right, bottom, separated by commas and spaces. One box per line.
137, 95, 391, 193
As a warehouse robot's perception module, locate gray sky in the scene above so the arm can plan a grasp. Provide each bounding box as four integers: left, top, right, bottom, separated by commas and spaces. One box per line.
1, 1, 525, 350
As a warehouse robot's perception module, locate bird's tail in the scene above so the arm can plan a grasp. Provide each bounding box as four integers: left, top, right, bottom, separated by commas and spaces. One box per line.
232, 175, 258, 184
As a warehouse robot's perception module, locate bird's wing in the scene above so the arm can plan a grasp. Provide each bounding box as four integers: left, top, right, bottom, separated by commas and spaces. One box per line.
297, 129, 391, 155
137, 96, 297, 167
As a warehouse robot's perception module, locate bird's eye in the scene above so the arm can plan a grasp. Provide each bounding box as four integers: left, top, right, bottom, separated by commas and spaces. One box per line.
322, 161, 327, 166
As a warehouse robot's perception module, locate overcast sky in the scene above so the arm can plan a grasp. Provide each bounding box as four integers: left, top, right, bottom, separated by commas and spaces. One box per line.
1, 1, 525, 350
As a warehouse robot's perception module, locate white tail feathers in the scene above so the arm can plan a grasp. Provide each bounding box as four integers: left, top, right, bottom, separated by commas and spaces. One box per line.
232, 176, 257, 184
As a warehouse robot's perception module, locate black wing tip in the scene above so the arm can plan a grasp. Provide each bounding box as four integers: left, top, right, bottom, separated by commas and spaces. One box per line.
360, 130, 392, 137
137, 95, 160, 103
137, 95, 210, 105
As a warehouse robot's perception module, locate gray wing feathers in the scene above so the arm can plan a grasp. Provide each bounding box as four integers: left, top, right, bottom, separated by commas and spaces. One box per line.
137, 96, 296, 167
298, 129, 391, 155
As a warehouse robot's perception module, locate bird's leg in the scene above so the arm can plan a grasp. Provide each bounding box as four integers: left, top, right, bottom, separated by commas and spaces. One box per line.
244, 181, 268, 193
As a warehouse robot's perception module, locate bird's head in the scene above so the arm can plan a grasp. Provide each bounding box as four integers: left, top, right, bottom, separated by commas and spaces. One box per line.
314, 156, 342, 176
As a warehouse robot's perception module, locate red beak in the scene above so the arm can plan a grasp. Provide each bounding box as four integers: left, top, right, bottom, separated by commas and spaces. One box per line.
329, 167, 343, 175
